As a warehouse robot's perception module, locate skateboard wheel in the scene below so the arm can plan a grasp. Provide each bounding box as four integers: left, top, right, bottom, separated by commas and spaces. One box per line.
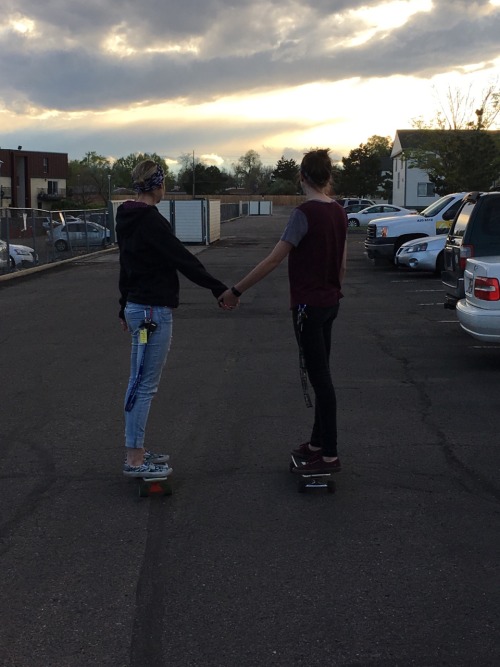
138, 479, 172, 497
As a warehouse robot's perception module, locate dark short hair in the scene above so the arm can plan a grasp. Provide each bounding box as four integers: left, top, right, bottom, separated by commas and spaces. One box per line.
300, 149, 332, 188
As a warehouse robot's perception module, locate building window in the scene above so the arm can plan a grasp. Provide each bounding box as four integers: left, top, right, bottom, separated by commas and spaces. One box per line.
43, 157, 49, 174
418, 182, 434, 197
47, 180, 58, 195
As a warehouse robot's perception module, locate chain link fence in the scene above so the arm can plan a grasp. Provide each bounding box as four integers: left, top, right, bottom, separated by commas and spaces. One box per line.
0, 207, 112, 275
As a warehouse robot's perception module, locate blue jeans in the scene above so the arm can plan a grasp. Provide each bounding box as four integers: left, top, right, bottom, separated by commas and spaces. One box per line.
292, 305, 340, 457
124, 303, 173, 449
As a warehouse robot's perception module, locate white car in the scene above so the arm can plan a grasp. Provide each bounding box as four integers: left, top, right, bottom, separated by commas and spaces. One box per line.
48, 221, 111, 251
0, 239, 38, 271
347, 204, 416, 227
395, 234, 446, 274
456, 256, 500, 343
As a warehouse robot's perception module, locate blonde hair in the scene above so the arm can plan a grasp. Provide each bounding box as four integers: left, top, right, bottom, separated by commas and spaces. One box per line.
131, 160, 164, 192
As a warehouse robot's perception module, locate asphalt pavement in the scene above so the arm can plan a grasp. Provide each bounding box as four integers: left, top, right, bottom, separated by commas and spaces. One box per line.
0, 208, 499, 667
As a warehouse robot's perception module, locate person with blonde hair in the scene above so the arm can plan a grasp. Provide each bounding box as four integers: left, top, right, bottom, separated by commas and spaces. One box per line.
219, 149, 347, 473
116, 159, 228, 478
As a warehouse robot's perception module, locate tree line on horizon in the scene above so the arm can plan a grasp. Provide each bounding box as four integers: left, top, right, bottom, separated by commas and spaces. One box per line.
65, 135, 396, 207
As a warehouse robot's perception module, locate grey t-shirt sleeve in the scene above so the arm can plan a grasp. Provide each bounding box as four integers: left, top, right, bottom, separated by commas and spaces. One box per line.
280, 208, 308, 246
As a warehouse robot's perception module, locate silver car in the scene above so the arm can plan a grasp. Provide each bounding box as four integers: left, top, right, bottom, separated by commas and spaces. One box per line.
0, 239, 38, 271
395, 234, 446, 274
48, 221, 111, 252
456, 256, 500, 343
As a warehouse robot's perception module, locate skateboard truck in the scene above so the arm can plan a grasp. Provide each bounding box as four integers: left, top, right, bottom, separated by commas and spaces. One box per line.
289, 454, 336, 494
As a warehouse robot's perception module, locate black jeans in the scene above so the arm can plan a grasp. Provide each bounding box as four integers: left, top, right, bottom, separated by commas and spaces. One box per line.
292, 305, 340, 457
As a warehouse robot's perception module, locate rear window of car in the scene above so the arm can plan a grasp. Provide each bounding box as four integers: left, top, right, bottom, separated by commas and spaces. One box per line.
477, 198, 500, 239
450, 202, 475, 237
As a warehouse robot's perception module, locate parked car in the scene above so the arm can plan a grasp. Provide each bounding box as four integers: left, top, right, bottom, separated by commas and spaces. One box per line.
344, 204, 369, 215
42, 213, 82, 230
365, 192, 468, 263
0, 240, 38, 270
456, 256, 500, 342
337, 198, 375, 208
442, 191, 500, 308
47, 221, 111, 251
348, 204, 416, 228
395, 234, 446, 274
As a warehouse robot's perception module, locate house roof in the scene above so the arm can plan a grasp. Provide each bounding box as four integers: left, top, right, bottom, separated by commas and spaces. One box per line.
392, 129, 500, 157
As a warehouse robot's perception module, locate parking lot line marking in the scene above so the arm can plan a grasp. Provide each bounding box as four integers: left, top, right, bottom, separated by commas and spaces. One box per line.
471, 345, 500, 349
418, 302, 445, 306
438, 320, 459, 323
410, 289, 445, 292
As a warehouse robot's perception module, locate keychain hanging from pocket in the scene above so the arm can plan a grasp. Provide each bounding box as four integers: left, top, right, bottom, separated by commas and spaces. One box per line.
296, 305, 313, 408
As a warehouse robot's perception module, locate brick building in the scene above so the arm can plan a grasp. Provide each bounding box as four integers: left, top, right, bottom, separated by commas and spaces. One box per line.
0, 147, 68, 210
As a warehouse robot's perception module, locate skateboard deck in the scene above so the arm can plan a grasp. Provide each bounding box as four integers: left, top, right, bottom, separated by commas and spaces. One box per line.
137, 475, 172, 498
289, 454, 336, 494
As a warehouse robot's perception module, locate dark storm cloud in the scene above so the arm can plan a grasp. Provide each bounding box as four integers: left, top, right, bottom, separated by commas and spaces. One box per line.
0, 0, 498, 113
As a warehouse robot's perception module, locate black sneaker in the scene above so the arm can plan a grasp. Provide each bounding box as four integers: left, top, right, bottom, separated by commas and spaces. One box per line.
291, 441, 322, 461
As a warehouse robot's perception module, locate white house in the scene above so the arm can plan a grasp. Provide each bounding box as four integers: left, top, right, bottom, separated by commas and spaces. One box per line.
391, 130, 438, 210
391, 129, 500, 210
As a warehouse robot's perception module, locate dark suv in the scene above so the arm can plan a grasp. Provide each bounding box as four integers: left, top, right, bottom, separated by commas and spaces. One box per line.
442, 191, 500, 308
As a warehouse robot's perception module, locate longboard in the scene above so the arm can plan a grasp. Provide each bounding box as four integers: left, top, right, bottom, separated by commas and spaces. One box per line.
289, 454, 336, 494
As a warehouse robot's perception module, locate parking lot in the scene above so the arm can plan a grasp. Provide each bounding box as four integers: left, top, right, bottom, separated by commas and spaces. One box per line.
0, 209, 499, 666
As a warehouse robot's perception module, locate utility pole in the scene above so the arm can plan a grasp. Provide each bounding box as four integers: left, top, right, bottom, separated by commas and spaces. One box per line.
192, 150, 195, 199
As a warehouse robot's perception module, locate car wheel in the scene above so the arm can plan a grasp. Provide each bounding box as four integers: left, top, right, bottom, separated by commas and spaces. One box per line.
55, 239, 68, 251
9, 256, 16, 270
348, 218, 359, 227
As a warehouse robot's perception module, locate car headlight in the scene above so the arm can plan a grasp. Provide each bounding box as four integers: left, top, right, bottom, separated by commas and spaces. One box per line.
379, 226, 388, 238
405, 242, 428, 253
13, 248, 31, 256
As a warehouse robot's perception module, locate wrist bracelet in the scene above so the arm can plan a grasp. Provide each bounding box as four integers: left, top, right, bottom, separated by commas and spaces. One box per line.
231, 286, 242, 297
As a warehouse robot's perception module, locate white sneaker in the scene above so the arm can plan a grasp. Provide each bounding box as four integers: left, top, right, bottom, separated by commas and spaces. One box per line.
123, 462, 172, 478
144, 450, 170, 464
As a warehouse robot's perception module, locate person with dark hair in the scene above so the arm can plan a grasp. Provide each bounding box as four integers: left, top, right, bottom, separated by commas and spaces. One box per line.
219, 149, 347, 473
116, 159, 229, 478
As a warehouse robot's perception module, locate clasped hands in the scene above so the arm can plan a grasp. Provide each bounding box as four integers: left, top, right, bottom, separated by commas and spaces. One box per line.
218, 288, 240, 311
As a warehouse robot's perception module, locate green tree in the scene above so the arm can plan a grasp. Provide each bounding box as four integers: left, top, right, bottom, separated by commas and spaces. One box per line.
408, 83, 500, 194
267, 178, 299, 195
67, 152, 112, 206
180, 163, 232, 195
112, 153, 174, 192
338, 135, 392, 197
273, 156, 299, 182
232, 150, 270, 193
406, 130, 500, 195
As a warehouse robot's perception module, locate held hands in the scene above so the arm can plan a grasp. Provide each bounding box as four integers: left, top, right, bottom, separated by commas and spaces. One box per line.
218, 288, 240, 310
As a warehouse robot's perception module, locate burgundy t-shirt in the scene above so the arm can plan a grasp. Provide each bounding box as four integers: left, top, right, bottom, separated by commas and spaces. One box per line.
281, 200, 347, 308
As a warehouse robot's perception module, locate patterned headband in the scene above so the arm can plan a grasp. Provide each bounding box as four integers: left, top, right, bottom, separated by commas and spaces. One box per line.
133, 165, 165, 192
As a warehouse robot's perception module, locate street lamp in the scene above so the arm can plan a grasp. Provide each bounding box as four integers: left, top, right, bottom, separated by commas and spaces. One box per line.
107, 174, 111, 202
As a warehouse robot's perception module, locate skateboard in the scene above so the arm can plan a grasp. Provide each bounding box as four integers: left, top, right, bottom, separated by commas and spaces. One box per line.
289, 454, 336, 494
137, 475, 173, 498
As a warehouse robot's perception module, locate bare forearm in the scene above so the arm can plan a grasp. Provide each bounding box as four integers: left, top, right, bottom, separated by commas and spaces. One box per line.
234, 255, 282, 293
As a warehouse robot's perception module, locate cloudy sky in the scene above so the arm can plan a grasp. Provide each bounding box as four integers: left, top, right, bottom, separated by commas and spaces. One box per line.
1, 0, 499, 171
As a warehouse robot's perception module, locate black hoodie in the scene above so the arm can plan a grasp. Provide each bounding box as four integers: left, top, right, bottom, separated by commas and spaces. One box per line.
116, 201, 227, 318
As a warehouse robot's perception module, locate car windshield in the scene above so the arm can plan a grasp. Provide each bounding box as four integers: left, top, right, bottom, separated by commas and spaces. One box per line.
420, 195, 457, 218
